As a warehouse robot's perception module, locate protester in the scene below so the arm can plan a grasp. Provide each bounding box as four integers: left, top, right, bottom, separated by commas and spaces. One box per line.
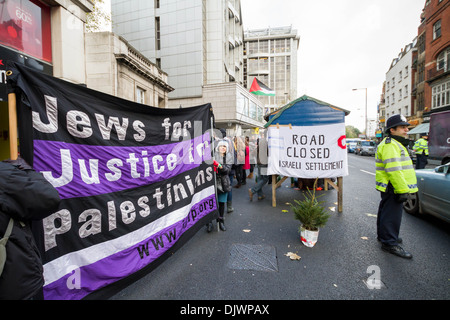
233, 136, 246, 188
413, 133, 429, 169
208, 140, 232, 232
247, 136, 257, 179
0, 157, 61, 300
248, 135, 269, 201
242, 136, 250, 184
375, 114, 417, 259
219, 129, 235, 213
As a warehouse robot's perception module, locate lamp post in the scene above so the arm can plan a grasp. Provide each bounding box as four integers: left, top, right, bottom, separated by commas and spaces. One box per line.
352, 88, 367, 138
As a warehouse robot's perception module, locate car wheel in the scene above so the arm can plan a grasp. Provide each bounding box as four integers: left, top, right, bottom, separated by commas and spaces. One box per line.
403, 192, 419, 215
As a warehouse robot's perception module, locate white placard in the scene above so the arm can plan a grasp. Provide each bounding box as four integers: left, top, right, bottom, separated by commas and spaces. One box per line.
268, 124, 349, 178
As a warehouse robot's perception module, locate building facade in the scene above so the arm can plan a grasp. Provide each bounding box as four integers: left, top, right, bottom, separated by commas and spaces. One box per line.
85, 32, 173, 107
384, 38, 417, 121
421, 0, 450, 123
244, 26, 300, 115
379, 0, 449, 135
111, 0, 265, 135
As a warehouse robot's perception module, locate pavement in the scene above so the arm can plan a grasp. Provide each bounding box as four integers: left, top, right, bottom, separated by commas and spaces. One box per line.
110, 157, 450, 303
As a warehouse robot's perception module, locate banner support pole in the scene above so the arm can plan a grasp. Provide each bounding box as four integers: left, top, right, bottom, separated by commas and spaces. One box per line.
8, 92, 18, 161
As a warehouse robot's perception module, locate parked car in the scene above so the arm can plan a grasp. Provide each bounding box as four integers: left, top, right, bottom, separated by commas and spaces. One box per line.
403, 162, 450, 223
348, 142, 357, 153
355, 140, 375, 156
346, 138, 360, 153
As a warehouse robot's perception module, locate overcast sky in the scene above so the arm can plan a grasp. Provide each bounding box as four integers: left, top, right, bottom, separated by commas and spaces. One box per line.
240, 0, 426, 131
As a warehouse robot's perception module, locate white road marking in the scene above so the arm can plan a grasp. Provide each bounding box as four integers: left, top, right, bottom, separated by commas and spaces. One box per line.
360, 169, 375, 176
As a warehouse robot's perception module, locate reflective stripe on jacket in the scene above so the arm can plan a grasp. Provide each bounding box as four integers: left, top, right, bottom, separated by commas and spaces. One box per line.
413, 138, 429, 155
375, 137, 418, 194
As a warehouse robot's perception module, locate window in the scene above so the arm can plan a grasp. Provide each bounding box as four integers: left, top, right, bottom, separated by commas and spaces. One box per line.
433, 20, 441, 40
432, 80, 450, 109
155, 17, 161, 50
0, 0, 52, 62
136, 87, 145, 104
437, 47, 450, 72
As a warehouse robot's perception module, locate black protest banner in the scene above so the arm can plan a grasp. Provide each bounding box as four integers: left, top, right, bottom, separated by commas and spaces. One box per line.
7, 62, 217, 300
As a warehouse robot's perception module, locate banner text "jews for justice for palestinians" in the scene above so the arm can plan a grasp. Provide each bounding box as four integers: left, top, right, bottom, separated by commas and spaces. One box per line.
7, 63, 217, 300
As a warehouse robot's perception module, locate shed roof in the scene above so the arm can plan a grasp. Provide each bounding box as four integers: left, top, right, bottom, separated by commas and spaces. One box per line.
264, 95, 351, 128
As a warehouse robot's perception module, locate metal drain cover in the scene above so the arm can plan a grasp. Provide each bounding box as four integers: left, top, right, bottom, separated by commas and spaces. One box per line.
227, 244, 278, 272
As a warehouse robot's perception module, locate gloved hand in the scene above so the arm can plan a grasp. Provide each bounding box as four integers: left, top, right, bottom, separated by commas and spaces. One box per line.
395, 193, 409, 203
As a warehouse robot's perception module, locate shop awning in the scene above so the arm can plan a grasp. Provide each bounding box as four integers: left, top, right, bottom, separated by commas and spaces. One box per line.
408, 123, 429, 135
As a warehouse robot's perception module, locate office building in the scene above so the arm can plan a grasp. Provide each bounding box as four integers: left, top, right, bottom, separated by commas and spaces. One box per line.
111, 0, 265, 135
244, 26, 300, 115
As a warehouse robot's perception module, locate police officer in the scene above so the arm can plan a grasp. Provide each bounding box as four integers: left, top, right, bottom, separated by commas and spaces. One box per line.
413, 133, 429, 169
375, 114, 418, 259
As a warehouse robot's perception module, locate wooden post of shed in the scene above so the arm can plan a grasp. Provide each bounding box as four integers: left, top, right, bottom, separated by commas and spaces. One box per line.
324, 177, 343, 213
271, 174, 288, 207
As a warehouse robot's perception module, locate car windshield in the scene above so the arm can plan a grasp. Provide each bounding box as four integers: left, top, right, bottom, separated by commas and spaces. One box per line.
361, 141, 374, 146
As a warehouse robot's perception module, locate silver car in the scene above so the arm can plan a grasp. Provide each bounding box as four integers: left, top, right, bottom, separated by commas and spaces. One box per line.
403, 162, 450, 223
355, 140, 376, 156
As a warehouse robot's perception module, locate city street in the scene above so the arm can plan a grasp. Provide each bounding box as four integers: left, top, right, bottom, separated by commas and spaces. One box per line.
110, 153, 450, 301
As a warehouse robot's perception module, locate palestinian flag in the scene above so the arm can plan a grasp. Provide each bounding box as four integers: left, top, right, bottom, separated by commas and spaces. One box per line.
249, 78, 275, 96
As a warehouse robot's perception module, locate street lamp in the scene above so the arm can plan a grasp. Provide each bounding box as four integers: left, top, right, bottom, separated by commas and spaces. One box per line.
352, 88, 367, 138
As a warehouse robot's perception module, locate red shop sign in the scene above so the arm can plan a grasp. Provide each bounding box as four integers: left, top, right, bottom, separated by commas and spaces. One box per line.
0, 0, 52, 62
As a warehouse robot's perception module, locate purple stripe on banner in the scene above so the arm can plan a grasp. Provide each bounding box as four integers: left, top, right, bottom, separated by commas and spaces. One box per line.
33, 132, 211, 199
43, 193, 216, 300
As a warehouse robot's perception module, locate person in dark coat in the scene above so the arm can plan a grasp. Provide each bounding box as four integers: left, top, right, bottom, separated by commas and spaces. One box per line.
208, 140, 232, 232
0, 158, 60, 300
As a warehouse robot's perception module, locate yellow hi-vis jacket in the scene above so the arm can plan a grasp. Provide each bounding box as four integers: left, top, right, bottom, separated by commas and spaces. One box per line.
413, 138, 429, 155
375, 137, 418, 194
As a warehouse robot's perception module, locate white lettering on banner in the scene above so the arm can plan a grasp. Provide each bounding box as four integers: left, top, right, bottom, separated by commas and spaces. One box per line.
43, 185, 216, 286
268, 124, 348, 178
42, 167, 214, 252
32, 96, 203, 143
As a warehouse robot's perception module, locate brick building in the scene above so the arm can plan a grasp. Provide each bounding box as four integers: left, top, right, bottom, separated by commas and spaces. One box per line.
411, 0, 450, 133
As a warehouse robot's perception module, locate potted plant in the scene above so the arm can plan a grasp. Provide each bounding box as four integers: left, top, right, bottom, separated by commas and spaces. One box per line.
290, 180, 330, 247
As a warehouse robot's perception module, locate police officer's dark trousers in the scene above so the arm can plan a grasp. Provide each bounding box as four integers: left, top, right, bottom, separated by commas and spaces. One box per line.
415, 153, 427, 169
377, 184, 403, 246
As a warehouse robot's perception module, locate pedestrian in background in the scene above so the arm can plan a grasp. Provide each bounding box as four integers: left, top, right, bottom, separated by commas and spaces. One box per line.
0, 157, 61, 300
241, 136, 251, 185
248, 135, 269, 201
247, 136, 257, 179
233, 136, 245, 188
413, 133, 429, 169
375, 114, 417, 259
208, 140, 232, 232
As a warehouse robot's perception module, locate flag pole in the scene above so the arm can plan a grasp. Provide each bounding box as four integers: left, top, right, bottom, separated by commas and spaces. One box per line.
8, 92, 18, 160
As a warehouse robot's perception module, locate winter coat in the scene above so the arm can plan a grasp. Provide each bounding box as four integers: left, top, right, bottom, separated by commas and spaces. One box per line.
214, 154, 232, 193
0, 162, 60, 300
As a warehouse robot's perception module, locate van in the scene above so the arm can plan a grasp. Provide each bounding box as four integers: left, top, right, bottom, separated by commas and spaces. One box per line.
355, 140, 376, 156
